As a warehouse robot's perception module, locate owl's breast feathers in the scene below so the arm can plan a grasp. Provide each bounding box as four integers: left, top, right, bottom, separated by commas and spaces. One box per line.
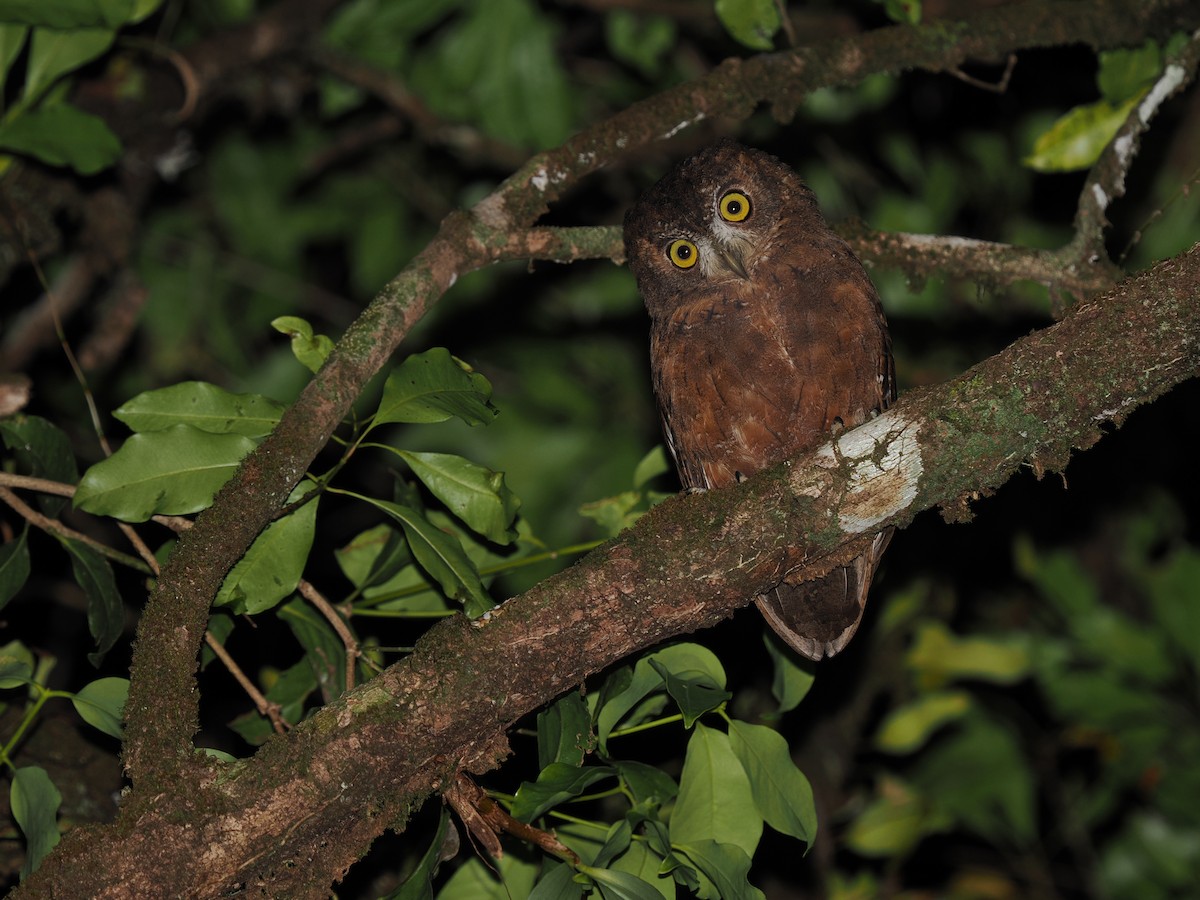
650, 239, 892, 492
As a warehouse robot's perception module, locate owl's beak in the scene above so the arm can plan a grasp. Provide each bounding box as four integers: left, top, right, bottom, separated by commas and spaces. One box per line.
715, 245, 750, 280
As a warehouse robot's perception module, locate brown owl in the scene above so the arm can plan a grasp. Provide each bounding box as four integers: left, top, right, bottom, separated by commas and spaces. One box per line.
624, 140, 895, 660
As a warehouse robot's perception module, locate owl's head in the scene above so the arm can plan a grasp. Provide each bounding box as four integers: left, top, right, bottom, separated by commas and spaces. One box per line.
623, 140, 820, 318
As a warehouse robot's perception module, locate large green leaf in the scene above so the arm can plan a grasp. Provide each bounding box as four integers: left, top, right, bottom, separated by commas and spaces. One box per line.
114, 381, 284, 437
596, 644, 725, 752
395, 450, 519, 544
647, 659, 730, 727
0, 414, 78, 516
10, 766, 61, 879
71, 676, 128, 739
25, 26, 113, 102
672, 839, 764, 900
1023, 94, 1142, 173
727, 720, 817, 845
277, 597, 347, 701
215, 483, 319, 615
512, 761, 615, 823
537, 691, 592, 769
0, 638, 34, 688
874, 690, 971, 753
670, 724, 762, 858
0, 0, 148, 29
374, 348, 497, 427
0, 23, 27, 91
74, 425, 256, 522
354, 495, 492, 615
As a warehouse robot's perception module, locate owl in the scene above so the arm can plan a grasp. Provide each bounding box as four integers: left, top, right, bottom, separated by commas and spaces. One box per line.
624, 140, 895, 660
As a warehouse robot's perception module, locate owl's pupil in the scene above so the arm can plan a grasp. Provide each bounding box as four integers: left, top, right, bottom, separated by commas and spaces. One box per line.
727, 200, 742, 215
677, 245, 691, 259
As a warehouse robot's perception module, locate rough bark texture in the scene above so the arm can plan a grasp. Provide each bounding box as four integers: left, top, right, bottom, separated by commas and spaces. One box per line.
16, 241, 1199, 898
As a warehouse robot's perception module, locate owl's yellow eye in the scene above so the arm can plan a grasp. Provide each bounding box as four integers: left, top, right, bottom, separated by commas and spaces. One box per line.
668, 239, 699, 269
718, 191, 751, 222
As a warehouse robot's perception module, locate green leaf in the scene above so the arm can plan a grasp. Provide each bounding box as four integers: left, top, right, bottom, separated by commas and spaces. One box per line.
410, 0, 574, 149
609, 842, 675, 899
10, 766, 61, 879
905, 621, 1030, 688
613, 760, 677, 808
0, 24, 27, 91
440, 850, 541, 900
727, 720, 817, 845
1023, 93, 1142, 173
672, 839, 764, 900
228, 658, 316, 745
71, 676, 128, 739
0, 414, 79, 516
0, 95, 124, 174
512, 761, 615, 823
25, 26, 114, 102
0, 526, 30, 610
271, 316, 334, 374
670, 723, 762, 858
355, 496, 492, 616
215, 482, 319, 615
605, 11, 675, 79
114, 381, 284, 437
1146, 547, 1200, 669
529, 861, 583, 900
648, 659, 730, 727
631, 445, 670, 490
374, 348, 497, 427
59, 537, 122, 666
537, 691, 593, 769
764, 630, 815, 713
0, 1, 136, 29
0, 638, 34, 688
874, 690, 971, 753
395, 450, 519, 544
580, 865, 665, 900
592, 819, 633, 868
380, 806, 450, 900
714, 0, 778, 51
74, 425, 256, 522
597, 644, 725, 752
335, 523, 402, 588
1098, 40, 1162, 104
277, 597, 347, 701
909, 712, 1036, 843
845, 777, 942, 857
880, 0, 921, 25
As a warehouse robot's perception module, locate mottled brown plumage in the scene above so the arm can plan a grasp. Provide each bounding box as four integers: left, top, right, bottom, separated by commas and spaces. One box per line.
624, 140, 895, 660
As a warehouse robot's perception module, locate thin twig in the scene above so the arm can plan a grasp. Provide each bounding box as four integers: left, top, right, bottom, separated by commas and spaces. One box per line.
298, 579, 359, 693
205, 631, 289, 735
0, 485, 149, 572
